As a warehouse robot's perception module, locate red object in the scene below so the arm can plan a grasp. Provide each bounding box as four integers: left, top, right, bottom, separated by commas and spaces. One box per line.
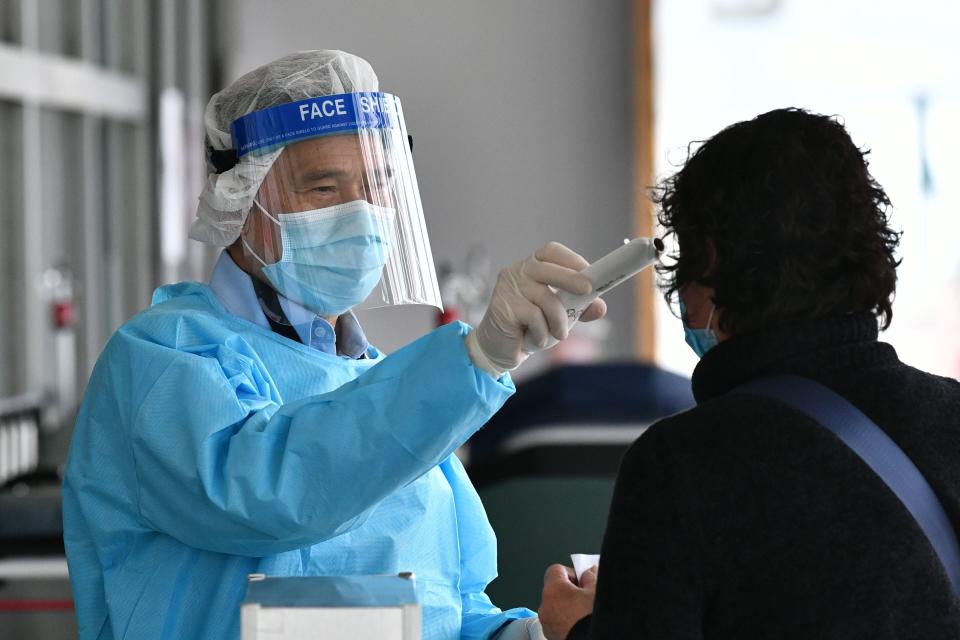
437, 308, 461, 326
53, 301, 76, 328
0, 599, 74, 611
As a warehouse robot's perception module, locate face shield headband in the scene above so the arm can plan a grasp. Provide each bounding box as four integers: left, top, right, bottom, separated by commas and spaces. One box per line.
230, 92, 402, 159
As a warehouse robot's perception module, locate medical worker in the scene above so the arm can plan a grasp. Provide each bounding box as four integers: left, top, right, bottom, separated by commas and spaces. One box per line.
63, 50, 605, 640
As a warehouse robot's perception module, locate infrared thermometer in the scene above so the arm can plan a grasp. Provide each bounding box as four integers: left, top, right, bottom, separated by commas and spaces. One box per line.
524, 237, 664, 352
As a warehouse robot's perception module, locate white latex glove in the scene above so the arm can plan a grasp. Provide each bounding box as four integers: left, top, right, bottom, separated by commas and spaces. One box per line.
466, 242, 607, 376
494, 617, 547, 640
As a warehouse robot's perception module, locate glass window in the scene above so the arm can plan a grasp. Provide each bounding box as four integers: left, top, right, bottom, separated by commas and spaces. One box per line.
37, 0, 82, 57
0, 0, 22, 44
100, 0, 142, 73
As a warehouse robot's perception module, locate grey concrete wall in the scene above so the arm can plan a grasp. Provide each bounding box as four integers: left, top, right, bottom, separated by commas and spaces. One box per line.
217, 0, 635, 357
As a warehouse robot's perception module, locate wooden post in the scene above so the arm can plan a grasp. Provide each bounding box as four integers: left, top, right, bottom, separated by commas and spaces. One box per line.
633, 0, 657, 361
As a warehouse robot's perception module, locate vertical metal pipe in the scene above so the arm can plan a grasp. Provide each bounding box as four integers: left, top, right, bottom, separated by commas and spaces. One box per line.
78, 0, 105, 382
19, 1, 44, 395
185, 0, 214, 281
158, 0, 184, 285
132, 0, 155, 313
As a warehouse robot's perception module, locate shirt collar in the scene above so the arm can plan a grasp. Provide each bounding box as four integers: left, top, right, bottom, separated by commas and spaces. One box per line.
208, 250, 270, 330
208, 251, 370, 359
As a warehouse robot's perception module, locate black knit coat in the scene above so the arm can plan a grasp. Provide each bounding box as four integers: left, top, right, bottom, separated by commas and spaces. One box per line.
567, 313, 960, 639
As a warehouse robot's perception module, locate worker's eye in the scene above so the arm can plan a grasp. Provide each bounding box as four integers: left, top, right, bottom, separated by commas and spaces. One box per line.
368, 175, 393, 193
311, 185, 336, 194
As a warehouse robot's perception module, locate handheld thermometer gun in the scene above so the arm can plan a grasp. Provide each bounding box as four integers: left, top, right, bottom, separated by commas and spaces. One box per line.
524, 237, 664, 352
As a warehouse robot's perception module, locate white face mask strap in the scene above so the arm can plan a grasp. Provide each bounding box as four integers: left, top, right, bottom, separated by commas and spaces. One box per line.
706, 303, 716, 332
252, 198, 282, 226
240, 234, 269, 268
242, 199, 282, 268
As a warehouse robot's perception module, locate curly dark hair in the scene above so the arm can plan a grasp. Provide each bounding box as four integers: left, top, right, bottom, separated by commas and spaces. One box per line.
655, 108, 901, 336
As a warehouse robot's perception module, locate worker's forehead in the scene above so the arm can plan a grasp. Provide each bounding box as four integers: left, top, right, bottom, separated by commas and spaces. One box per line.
279, 135, 388, 165
272, 136, 394, 184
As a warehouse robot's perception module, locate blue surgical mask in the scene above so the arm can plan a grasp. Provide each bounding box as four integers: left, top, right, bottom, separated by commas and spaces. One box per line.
244, 199, 396, 316
679, 298, 718, 358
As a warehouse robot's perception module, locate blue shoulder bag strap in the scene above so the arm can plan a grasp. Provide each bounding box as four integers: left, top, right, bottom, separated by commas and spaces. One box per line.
733, 374, 960, 597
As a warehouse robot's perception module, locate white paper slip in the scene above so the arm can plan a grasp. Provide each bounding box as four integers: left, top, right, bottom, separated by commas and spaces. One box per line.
570, 554, 600, 583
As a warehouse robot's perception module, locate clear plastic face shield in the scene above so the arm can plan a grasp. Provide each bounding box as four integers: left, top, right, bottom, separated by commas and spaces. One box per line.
233, 92, 442, 317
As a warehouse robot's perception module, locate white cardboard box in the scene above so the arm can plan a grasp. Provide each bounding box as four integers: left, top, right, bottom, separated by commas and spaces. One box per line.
241, 574, 420, 640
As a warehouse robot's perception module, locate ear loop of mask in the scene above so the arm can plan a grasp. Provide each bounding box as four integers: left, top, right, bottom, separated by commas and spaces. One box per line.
241, 198, 281, 268
252, 198, 282, 225
679, 296, 716, 332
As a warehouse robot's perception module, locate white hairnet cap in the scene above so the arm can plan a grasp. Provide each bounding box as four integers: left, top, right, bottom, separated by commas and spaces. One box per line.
190, 50, 380, 246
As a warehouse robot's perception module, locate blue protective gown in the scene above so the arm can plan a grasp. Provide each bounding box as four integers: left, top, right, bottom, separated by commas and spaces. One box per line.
62, 282, 534, 639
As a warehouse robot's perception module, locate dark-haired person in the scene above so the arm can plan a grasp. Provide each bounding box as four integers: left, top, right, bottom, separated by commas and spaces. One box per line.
537, 108, 960, 639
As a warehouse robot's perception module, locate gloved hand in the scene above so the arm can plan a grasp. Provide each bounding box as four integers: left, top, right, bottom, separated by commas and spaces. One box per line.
493, 616, 547, 640
466, 242, 607, 376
